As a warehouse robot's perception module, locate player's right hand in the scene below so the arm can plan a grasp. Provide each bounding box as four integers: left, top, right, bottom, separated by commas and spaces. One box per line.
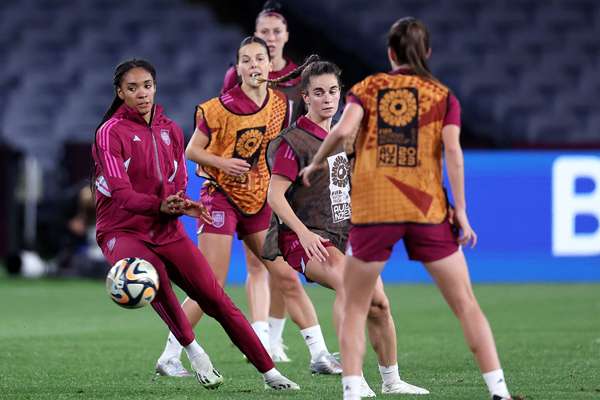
298, 229, 329, 264
453, 209, 477, 248
219, 157, 251, 176
160, 195, 185, 216
299, 163, 317, 187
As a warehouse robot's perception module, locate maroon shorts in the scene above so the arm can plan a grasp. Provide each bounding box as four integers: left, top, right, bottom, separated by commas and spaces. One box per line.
197, 186, 272, 239
278, 229, 335, 275
348, 219, 459, 263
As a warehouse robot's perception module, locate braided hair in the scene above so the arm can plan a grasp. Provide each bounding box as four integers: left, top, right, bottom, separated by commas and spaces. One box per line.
262, 54, 321, 86
236, 36, 319, 87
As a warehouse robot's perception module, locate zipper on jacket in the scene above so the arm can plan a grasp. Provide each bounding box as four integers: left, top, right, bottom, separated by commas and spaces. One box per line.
150, 129, 164, 182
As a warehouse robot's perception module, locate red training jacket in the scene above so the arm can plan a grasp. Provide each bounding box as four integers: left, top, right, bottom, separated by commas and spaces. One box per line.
93, 103, 188, 247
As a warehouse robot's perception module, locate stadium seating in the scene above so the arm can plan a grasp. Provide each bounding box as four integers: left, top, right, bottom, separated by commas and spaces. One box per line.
0, 0, 243, 192
0, 0, 598, 194
284, 0, 600, 147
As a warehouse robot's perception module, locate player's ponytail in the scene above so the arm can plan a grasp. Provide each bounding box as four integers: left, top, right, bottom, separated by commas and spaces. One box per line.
236, 37, 318, 86
387, 17, 436, 81
262, 54, 321, 85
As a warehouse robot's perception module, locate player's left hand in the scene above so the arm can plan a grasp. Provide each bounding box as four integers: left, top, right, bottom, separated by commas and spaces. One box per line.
173, 191, 212, 224
163, 193, 186, 215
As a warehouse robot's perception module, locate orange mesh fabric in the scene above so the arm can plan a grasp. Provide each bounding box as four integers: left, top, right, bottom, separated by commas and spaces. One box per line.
349, 73, 450, 224
196, 89, 288, 215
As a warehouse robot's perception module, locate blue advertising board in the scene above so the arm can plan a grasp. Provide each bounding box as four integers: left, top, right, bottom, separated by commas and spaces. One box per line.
181, 151, 600, 283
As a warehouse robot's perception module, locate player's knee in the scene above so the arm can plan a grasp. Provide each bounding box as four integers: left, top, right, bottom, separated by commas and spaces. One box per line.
367, 296, 390, 321
246, 260, 267, 276
450, 293, 480, 320
276, 273, 302, 297
195, 292, 231, 318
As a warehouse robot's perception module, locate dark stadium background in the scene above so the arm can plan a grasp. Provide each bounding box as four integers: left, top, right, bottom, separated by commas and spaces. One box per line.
0, 0, 599, 280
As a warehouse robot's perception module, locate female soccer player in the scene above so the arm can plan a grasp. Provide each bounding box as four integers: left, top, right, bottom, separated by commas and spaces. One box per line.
93, 58, 298, 391
264, 59, 429, 397
155, 38, 340, 377
222, 1, 302, 360
302, 18, 513, 400
222, 1, 300, 113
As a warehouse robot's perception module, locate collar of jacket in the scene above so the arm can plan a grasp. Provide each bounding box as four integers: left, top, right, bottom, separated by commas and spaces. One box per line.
115, 103, 164, 126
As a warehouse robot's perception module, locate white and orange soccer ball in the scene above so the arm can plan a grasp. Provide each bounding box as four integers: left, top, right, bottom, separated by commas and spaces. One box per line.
105, 258, 159, 309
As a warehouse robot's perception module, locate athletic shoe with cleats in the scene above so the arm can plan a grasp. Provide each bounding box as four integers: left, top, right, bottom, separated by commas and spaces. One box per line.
382, 380, 430, 395
310, 351, 343, 374
492, 396, 512, 400
270, 340, 291, 362
189, 353, 223, 390
360, 376, 377, 398
155, 357, 192, 377
264, 373, 300, 390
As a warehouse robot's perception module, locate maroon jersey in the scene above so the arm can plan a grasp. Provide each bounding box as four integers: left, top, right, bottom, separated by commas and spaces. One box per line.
93, 103, 188, 247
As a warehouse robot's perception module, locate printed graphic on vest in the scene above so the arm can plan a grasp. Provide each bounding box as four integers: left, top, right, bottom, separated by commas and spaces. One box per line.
376, 88, 419, 168
234, 126, 266, 167
327, 153, 351, 223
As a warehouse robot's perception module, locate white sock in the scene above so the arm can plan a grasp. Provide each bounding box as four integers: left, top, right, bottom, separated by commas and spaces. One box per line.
158, 332, 184, 362
300, 325, 328, 361
379, 364, 401, 385
268, 317, 286, 346
263, 367, 281, 380
252, 321, 271, 352
183, 340, 206, 360
342, 375, 362, 400
483, 369, 510, 398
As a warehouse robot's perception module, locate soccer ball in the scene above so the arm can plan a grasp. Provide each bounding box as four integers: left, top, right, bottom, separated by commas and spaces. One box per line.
106, 258, 159, 309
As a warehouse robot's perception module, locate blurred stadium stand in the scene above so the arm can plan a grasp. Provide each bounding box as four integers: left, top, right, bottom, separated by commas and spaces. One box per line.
1, 0, 599, 258
0, 0, 242, 198
283, 0, 600, 148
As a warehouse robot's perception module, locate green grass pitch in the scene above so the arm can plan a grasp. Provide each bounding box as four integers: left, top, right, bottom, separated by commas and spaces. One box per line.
1, 279, 599, 399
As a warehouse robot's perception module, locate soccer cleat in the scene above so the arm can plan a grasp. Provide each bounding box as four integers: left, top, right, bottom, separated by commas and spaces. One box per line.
382, 380, 430, 395
492, 396, 512, 400
155, 357, 193, 377
310, 351, 343, 375
189, 353, 223, 390
360, 376, 377, 398
264, 373, 301, 390
270, 340, 292, 362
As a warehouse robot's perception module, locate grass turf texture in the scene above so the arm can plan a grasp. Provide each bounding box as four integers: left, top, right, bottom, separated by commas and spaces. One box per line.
1, 279, 599, 399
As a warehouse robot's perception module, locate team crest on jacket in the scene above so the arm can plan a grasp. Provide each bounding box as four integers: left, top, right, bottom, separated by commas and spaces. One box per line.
211, 211, 225, 228
160, 129, 171, 145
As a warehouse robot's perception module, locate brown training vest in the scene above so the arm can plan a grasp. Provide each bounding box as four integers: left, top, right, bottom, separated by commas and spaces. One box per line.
262, 123, 351, 261
196, 89, 288, 215
348, 72, 450, 224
